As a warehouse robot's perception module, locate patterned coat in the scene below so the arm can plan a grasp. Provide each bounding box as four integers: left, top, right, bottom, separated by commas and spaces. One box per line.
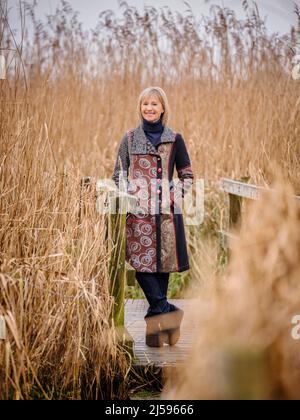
112, 123, 194, 273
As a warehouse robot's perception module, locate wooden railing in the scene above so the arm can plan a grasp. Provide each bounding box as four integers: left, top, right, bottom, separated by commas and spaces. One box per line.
79, 177, 137, 354
218, 177, 300, 250
217, 178, 300, 398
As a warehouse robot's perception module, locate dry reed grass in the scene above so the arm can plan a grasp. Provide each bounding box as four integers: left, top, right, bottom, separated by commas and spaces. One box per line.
163, 176, 300, 399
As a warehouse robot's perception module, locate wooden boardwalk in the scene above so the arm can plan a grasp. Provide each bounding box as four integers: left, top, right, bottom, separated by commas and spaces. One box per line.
125, 299, 205, 368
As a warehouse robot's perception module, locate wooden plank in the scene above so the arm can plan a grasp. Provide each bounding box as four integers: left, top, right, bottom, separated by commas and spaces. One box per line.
0, 316, 6, 340
220, 178, 300, 202
125, 299, 210, 367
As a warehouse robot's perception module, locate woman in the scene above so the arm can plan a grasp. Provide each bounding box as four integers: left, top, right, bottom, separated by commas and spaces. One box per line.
112, 87, 194, 347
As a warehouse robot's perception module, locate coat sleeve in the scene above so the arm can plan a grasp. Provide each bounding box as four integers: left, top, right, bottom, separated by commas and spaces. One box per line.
112, 133, 130, 189
172, 133, 194, 204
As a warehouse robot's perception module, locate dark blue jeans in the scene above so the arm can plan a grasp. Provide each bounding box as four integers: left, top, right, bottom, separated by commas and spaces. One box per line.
135, 272, 176, 318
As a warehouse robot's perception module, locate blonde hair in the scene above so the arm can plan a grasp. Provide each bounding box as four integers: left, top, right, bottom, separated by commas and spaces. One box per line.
137, 87, 170, 126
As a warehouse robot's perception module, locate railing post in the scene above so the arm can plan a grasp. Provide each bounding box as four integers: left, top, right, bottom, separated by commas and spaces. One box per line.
218, 177, 250, 261
80, 179, 136, 355
228, 177, 250, 229
228, 193, 242, 229
107, 194, 127, 327
105, 190, 137, 355
97, 186, 137, 327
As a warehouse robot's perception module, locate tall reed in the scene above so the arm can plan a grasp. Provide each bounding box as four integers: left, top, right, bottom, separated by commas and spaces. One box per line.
163, 176, 300, 399
1, 0, 300, 398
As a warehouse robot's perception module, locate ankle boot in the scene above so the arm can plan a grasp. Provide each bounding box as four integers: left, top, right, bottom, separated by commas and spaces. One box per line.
162, 308, 184, 346
145, 314, 169, 347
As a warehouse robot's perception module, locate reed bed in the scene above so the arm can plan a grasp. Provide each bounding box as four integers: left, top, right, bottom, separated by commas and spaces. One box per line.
0, 0, 300, 398
163, 178, 300, 399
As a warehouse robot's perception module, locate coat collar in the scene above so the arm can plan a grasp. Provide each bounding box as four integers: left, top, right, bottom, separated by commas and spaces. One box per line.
131, 123, 175, 155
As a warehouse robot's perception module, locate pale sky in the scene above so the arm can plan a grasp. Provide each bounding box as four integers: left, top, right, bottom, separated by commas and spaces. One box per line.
8, 0, 300, 40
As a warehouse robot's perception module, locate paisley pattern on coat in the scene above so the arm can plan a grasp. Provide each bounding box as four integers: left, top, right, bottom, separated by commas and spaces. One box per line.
126, 214, 157, 272
157, 142, 178, 272
112, 123, 194, 273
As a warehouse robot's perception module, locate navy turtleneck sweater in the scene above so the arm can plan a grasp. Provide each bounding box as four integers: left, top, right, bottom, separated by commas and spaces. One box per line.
142, 115, 164, 149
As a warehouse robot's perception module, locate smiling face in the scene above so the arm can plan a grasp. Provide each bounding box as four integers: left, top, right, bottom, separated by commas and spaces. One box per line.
141, 94, 165, 123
